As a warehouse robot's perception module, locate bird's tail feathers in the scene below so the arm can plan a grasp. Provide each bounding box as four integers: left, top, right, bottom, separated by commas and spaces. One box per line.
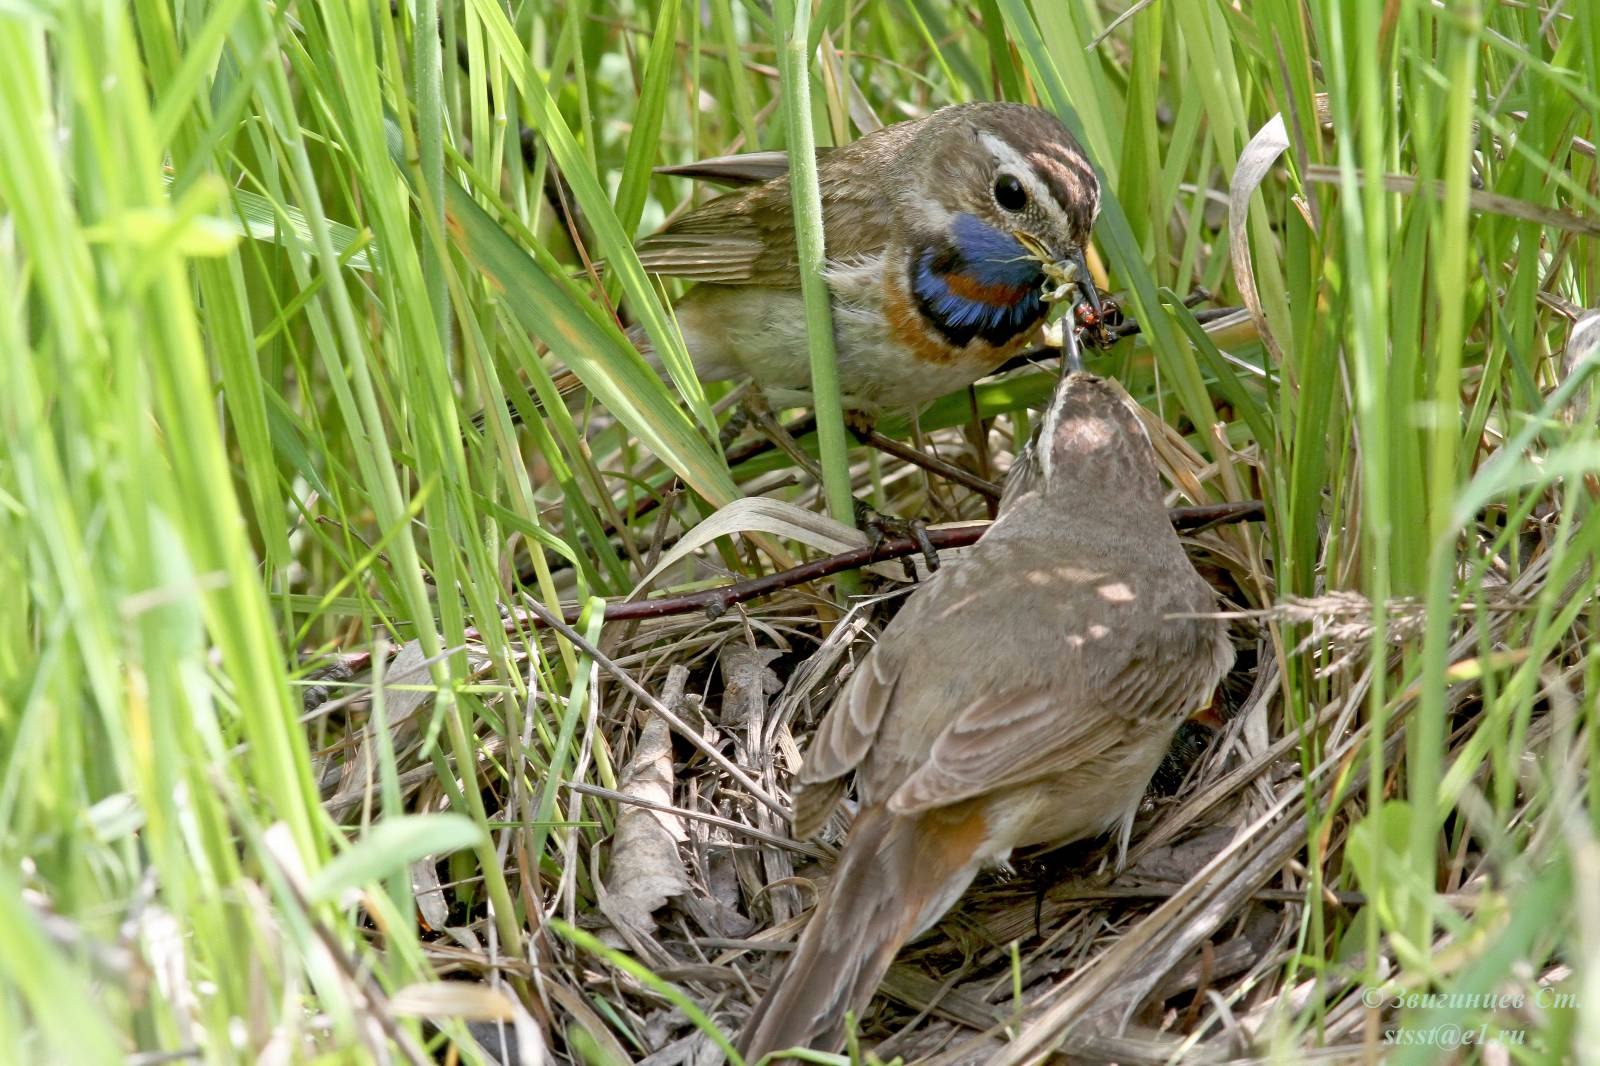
737, 807, 982, 1061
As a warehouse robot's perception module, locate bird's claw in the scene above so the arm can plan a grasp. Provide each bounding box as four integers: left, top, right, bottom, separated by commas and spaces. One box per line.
844, 409, 877, 443
856, 501, 940, 577
718, 406, 753, 449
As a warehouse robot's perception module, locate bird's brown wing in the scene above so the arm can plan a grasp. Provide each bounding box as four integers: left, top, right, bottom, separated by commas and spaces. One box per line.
653, 150, 799, 187
635, 124, 915, 287
795, 580, 1227, 827
790, 650, 899, 839
800, 649, 898, 787
792, 648, 1138, 835
633, 181, 796, 285
887, 618, 1229, 815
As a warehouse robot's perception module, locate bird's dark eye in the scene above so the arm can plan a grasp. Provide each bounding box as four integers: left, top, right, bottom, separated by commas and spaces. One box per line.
994, 173, 1028, 212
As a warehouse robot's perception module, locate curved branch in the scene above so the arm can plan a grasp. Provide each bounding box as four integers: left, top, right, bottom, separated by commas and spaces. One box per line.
500, 501, 1265, 630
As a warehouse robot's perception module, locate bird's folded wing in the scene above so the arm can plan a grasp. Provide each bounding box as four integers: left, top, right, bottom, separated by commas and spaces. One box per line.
884, 689, 1138, 815
635, 149, 893, 287
789, 646, 899, 840
634, 230, 775, 284
799, 650, 899, 789
653, 150, 801, 187
634, 190, 797, 285
886, 622, 1225, 816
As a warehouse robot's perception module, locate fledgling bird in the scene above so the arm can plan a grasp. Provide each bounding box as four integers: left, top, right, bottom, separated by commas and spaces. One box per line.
737, 372, 1235, 1059
593, 102, 1102, 412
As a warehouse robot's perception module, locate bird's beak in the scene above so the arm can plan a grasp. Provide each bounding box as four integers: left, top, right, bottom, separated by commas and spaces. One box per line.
1063, 248, 1102, 323
1024, 236, 1101, 314
1045, 247, 1097, 375
1016, 232, 1101, 373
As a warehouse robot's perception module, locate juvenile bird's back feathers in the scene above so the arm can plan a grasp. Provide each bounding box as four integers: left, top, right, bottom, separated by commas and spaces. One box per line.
738, 373, 1233, 1060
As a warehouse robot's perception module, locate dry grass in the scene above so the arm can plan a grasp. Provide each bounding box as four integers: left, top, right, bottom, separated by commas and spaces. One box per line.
299, 391, 1592, 1062
6, 1, 1597, 1062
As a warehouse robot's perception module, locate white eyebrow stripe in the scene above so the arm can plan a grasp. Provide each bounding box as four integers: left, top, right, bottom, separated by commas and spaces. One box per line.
977, 131, 1075, 238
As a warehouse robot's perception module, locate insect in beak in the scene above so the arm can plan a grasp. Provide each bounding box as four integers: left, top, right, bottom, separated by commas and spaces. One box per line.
1016, 232, 1101, 314
1039, 248, 1102, 321
1019, 236, 1101, 371
1013, 231, 1055, 277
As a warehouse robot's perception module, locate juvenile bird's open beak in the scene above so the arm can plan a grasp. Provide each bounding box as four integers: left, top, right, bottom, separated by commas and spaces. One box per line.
1045, 247, 1098, 374
1060, 283, 1085, 373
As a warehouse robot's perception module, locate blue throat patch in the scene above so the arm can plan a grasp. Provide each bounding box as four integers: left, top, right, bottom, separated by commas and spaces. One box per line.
911, 213, 1046, 347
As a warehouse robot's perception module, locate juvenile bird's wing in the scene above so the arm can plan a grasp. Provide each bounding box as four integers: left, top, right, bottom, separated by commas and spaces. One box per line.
794, 544, 1231, 829
887, 616, 1231, 815
791, 646, 899, 839
635, 126, 913, 287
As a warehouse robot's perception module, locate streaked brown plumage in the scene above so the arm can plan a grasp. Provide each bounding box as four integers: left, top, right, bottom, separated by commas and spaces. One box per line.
559, 103, 1102, 411
737, 372, 1234, 1059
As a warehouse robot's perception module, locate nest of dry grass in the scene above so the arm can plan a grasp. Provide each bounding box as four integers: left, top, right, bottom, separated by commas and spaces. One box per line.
303, 393, 1589, 1065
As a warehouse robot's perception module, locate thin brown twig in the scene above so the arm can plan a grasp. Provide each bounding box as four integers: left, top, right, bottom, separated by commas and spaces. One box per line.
314, 502, 1262, 715
494, 501, 1264, 631
562, 780, 829, 859
515, 598, 790, 818
859, 428, 1002, 500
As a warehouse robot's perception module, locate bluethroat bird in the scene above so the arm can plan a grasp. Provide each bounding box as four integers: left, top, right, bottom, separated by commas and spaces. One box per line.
556, 102, 1101, 413
736, 371, 1234, 1059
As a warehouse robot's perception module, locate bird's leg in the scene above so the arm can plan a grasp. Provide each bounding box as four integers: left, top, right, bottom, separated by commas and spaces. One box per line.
844, 412, 1000, 576
743, 398, 937, 574
965, 387, 998, 521
726, 395, 929, 575
718, 404, 752, 450
854, 499, 938, 578
844, 410, 930, 574
737, 391, 827, 483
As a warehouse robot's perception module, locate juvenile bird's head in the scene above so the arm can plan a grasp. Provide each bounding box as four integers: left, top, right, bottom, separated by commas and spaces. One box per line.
897, 103, 1102, 349
1001, 371, 1162, 513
